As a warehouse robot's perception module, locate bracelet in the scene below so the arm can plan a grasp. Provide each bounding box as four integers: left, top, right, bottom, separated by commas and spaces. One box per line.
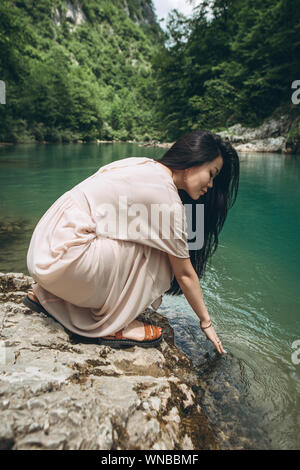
200, 320, 212, 330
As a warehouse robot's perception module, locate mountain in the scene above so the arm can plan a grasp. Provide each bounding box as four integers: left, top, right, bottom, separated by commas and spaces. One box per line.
0, 0, 165, 143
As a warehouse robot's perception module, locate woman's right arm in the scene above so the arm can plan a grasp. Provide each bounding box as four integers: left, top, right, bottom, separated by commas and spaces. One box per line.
167, 254, 211, 324
167, 254, 226, 354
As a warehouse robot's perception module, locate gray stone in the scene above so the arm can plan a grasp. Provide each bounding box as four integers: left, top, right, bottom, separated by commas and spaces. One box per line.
217, 112, 300, 153
53, 1, 86, 28
0, 272, 219, 450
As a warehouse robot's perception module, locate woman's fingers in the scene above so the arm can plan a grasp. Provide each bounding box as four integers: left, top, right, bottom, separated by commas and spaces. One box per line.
217, 340, 227, 354
214, 339, 221, 353
214, 336, 225, 354
216, 340, 226, 354
204, 326, 227, 354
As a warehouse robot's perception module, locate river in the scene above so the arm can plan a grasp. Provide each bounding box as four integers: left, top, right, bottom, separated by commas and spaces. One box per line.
0, 142, 299, 449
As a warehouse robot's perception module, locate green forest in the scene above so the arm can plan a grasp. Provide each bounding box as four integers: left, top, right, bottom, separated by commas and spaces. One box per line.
0, 0, 299, 143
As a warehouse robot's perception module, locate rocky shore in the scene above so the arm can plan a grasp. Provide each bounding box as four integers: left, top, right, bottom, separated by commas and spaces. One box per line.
217, 113, 300, 153
216, 107, 300, 153
1, 110, 299, 153
0, 272, 220, 450
0, 273, 274, 450
140, 112, 300, 153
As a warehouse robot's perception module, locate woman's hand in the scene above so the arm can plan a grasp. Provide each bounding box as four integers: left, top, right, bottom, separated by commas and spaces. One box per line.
200, 320, 227, 354
166, 258, 227, 355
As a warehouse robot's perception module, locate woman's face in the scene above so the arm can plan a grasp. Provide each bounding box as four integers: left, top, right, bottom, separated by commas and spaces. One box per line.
183, 155, 223, 200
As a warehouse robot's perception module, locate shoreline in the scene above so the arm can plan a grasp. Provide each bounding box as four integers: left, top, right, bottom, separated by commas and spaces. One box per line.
0, 139, 298, 153
0, 272, 273, 450
1, 108, 299, 154
0, 272, 218, 450
0, 140, 173, 149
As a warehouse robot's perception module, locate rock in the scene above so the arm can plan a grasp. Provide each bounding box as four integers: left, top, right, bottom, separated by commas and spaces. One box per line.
218, 112, 300, 153
53, 1, 86, 28
0, 218, 28, 245
233, 137, 286, 153
138, 141, 174, 148
285, 116, 300, 153
0, 272, 219, 450
123, 0, 157, 27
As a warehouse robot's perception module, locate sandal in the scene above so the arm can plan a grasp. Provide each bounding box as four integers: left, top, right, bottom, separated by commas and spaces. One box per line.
22, 292, 163, 349
22, 291, 51, 316
97, 323, 163, 349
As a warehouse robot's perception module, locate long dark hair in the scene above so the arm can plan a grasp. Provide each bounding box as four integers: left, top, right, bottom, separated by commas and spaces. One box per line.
156, 130, 240, 295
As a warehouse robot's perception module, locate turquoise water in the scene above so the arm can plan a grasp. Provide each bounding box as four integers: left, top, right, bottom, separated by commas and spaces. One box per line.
0, 143, 299, 449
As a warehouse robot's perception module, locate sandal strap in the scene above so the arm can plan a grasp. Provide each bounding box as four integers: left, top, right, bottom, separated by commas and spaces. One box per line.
156, 325, 162, 340
152, 325, 158, 340
28, 292, 39, 303
101, 323, 161, 341
144, 323, 151, 341
115, 329, 124, 339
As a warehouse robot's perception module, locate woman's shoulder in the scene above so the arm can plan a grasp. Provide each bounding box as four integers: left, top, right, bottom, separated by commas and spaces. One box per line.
96, 156, 182, 203
97, 156, 169, 185
98, 156, 152, 173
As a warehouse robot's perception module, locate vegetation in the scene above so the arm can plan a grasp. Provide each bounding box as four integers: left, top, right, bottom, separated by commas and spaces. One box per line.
0, 0, 165, 143
152, 0, 300, 140
0, 0, 299, 143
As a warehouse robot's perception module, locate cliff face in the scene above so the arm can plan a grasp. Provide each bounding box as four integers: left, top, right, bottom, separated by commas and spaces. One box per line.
53, 1, 87, 27
122, 0, 158, 26
0, 0, 165, 143
52, 0, 161, 33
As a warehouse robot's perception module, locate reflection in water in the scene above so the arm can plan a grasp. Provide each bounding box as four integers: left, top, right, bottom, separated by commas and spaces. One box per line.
0, 144, 300, 449
0, 216, 28, 245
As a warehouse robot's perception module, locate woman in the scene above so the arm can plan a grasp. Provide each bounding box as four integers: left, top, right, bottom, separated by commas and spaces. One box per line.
23, 130, 239, 354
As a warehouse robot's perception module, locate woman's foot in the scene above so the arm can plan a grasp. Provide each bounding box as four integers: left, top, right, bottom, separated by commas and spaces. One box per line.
28, 292, 40, 304
26, 292, 162, 344
113, 319, 162, 341
27, 294, 161, 339
22, 291, 49, 315
99, 319, 163, 348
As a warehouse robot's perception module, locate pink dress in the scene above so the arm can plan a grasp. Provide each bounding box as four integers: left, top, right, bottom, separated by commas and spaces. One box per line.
27, 157, 190, 337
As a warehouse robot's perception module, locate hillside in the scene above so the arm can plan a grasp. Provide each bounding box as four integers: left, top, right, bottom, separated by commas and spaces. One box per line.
1, 0, 299, 145
0, 0, 165, 143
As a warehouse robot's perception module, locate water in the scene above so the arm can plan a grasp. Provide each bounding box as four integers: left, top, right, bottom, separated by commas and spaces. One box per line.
0, 143, 299, 449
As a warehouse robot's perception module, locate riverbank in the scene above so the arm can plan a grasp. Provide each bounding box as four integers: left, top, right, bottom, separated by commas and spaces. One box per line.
0, 272, 272, 450
1, 106, 300, 153
0, 140, 173, 148
0, 272, 220, 450
1, 117, 299, 153
218, 107, 300, 153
